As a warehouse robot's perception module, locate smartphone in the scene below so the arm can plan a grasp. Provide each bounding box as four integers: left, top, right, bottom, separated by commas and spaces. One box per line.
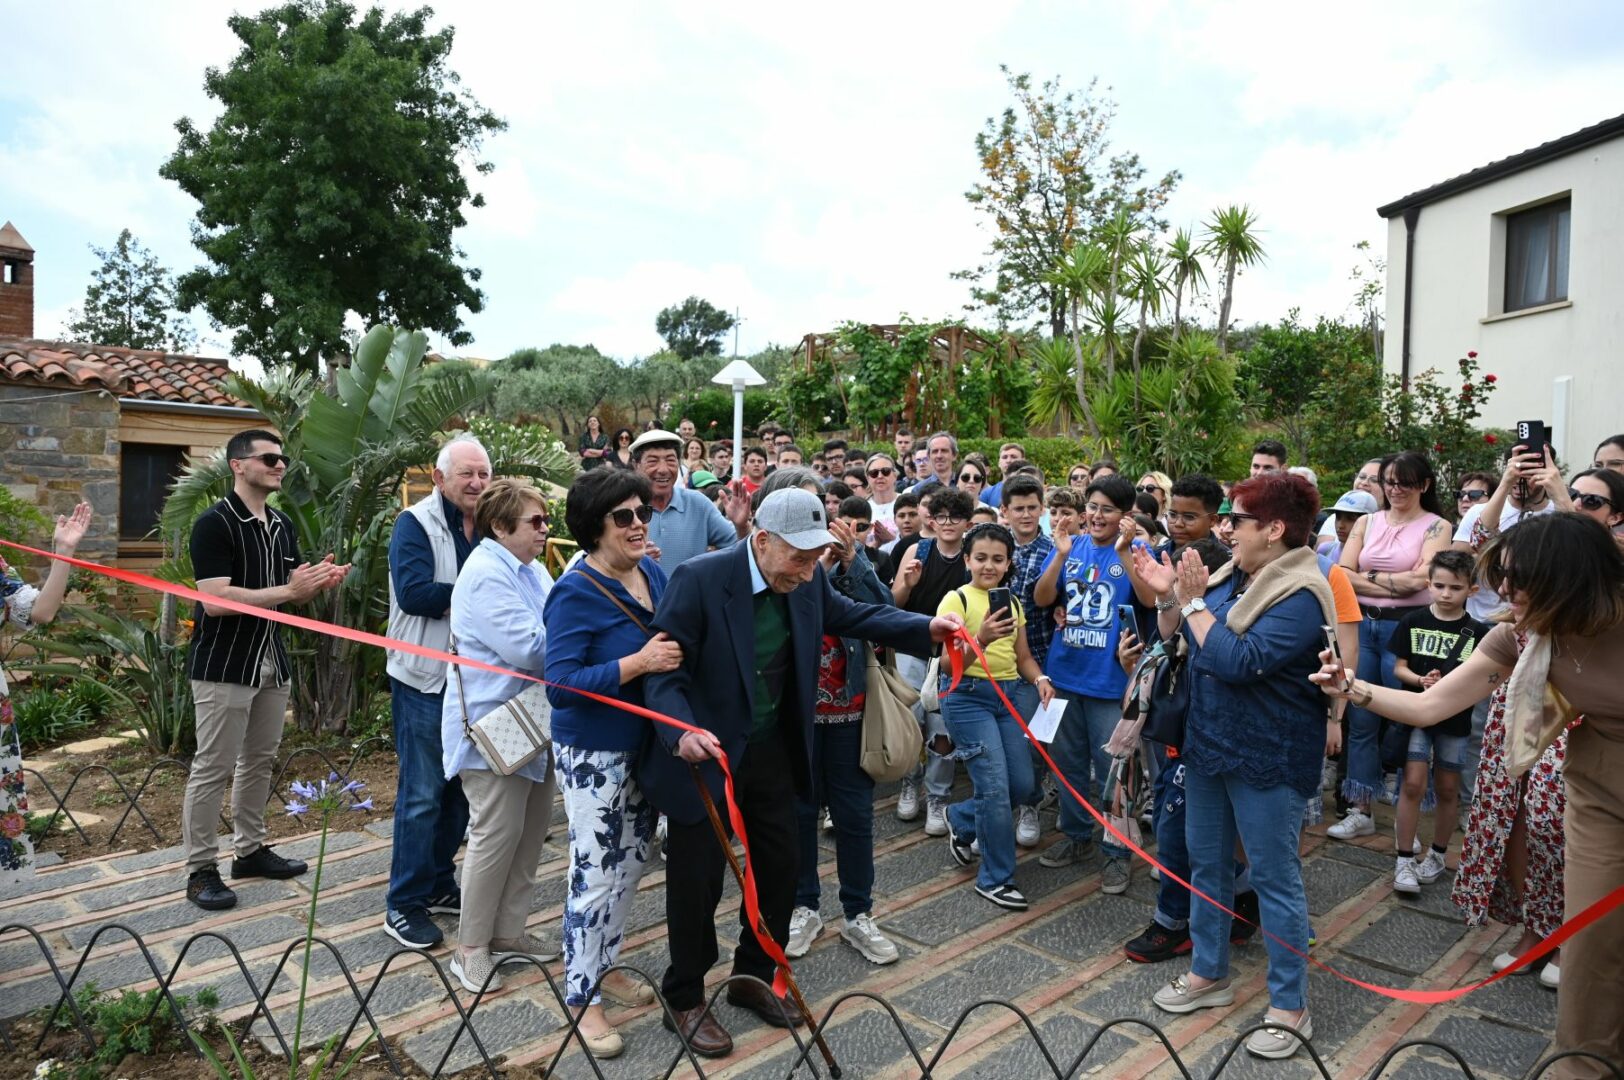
1322, 624, 1352, 690
1516, 419, 1551, 458
987, 587, 1012, 618
1117, 603, 1137, 636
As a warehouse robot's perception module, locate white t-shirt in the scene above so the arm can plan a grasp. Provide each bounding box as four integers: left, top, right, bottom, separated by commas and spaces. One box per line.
1455, 500, 1555, 621
869, 497, 897, 531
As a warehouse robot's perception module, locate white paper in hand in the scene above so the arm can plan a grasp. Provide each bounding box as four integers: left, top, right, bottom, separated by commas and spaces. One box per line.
1027, 696, 1068, 743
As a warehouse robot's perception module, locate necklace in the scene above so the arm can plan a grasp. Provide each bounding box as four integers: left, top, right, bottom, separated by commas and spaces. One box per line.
587, 555, 651, 608
1560, 637, 1598, 674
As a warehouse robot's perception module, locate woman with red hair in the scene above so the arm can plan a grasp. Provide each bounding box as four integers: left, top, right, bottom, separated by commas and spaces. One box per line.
1135, 473, 1336, 1061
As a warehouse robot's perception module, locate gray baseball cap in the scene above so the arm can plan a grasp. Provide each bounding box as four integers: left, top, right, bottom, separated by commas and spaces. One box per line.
1331, 490, 1379, 515
755, 488, 838, 550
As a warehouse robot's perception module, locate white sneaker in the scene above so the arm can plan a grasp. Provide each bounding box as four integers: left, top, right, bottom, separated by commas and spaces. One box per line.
451, 949, 502, 994
819, 807, 834, 833
1327, 811, 1374, 840
840, 913, 899, 965
1539, 961, 1559, 989
896, 781, 920, 822
1415, 849, 1447, 883
1393, 856, 1421, 896
924, 796, 948, 837
1015, 805, 1040, 847
786, 906, 823, 958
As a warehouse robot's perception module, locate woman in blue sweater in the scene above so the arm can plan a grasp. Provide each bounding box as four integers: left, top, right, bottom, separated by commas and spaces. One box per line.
543, 468, 683, 1059
1135, 473, 1337, 1061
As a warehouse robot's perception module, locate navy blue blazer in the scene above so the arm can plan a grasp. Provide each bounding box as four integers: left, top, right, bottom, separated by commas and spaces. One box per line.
639, 540, 935, 825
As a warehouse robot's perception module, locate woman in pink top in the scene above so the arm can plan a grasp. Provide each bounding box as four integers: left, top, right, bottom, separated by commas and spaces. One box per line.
1330, 451, 1452, 838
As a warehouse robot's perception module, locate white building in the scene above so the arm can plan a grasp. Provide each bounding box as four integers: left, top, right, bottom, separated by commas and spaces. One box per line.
1378, 113, 1624, 467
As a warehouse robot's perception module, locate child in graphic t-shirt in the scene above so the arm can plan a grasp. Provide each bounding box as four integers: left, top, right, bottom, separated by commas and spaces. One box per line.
1385, 550, 1490, 896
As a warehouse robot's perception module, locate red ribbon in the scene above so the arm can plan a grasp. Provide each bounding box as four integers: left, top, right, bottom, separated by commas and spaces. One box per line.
941, 627, 1624, 1004
0, 539, 790, 997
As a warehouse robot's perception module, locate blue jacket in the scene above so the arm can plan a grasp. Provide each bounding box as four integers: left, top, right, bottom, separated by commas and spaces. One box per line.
1179, 576, 1329, 800
826, 549, 893, 700
641, 542, 933, 824
543, 556, 669, 752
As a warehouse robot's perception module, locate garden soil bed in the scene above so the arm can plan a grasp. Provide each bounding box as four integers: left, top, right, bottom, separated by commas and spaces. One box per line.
24, 722, 398, 863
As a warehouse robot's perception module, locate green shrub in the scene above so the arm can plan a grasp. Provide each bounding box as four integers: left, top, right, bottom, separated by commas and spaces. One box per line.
668, 387, 778, 434
47, 982, 220, 1080
10, 687, 93, 751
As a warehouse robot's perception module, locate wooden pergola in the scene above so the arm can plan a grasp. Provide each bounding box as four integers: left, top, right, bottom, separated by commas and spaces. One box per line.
797, 323, 1022, 438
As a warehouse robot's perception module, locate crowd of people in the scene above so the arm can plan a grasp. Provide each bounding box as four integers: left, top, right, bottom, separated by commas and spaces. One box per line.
3, 420, 1620, 1074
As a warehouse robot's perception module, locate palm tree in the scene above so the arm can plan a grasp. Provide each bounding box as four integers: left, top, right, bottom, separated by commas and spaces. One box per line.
1025, 336, 1080, 434
1126, 241, 1169, 413
161, 325, 573, 733
1166, 226, 1207, 339
1096, 208, 1139, 380
1044, 241, 1107, 438
1203, 204, 1266, 355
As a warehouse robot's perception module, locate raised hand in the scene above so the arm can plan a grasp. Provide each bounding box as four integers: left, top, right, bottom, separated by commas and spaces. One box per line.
1172, 547, 1209, 605
53, 502, 93, 555
1133, 545, 1177, 597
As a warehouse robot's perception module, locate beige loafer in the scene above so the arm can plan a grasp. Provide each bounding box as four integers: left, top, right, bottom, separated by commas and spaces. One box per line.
600, 971, 657, 1007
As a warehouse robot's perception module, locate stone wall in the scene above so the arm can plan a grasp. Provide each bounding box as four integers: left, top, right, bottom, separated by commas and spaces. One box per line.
0, 381, 120, 566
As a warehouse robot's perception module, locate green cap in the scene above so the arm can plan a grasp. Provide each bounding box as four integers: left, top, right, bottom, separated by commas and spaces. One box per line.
690, 469, 722, 490
1218, 498, 1233, 515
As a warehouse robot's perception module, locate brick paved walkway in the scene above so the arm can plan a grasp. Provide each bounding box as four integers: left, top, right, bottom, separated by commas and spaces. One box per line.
0, 780, 1560, 1078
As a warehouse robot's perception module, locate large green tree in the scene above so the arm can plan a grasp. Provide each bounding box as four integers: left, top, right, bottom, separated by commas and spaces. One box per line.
160, 0, 505, 371
655, 296, 736, 359
65, 229, 197, 352
957, 67, 1180, 339
493, 344, 619, 435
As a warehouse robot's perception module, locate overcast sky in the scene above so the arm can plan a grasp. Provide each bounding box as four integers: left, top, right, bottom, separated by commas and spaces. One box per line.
3, 0, 1620, 365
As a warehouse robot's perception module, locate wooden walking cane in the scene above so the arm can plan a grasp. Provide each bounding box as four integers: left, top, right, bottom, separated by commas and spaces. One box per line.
689, 765, 843, 1079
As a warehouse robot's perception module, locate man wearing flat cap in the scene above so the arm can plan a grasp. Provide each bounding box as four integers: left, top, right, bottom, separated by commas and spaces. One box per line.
641, 488, 965, 1056
630, 428, 750, 570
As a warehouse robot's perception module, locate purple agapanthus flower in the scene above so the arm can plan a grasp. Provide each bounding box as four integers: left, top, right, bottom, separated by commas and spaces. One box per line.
285, 775, 373, 815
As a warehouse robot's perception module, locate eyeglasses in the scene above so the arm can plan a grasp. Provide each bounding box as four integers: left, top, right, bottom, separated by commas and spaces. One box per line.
1228, 512, 1260, 526
932, 513, 969, 524
1136, 484, 1162, 494
1069, 473, 1088, 483
1455, 488, 1490, 502
234, 452, 290, 469
1570, 490, 1615, 512
618, 434, 632, 441
867, 467, 894, 478
1166, 510, 1206, 525
959, 473, 983, 483
1083, 503, 1123, 516
523, 514, 550, 531
607, 504, 655, 528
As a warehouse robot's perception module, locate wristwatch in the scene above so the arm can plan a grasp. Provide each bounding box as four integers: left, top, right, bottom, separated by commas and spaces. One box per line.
1366, 569, 1379, 583
1180, 597, 1207, 619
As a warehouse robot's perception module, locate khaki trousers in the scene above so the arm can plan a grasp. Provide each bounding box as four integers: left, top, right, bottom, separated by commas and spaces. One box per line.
183, 656, 291, 873
1553, 720, 1624, 1078
458, 760, 555, 949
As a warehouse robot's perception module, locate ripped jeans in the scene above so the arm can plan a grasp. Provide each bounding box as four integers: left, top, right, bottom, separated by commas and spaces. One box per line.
940, 675, 1036, 889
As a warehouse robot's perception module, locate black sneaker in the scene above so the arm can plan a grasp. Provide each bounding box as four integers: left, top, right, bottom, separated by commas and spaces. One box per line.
1125, 921, 1192, 964
231, 844, 308, 880
1229, 889, 1261, 944
187, 866, 237, 911
946, 819, 975, 867
426, 888, 462, 915
384, 908, 444, 949
974, 882, 1030, 911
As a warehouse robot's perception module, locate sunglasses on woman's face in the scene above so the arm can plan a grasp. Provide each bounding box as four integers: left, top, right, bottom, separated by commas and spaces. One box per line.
607, 504, 655, 528
1136, 484, 1161, 494
524, 514, 549, 531
959, 473, 983, 483
1454, 488, 1490, 502
867, 466, 894, 478
1569, 490, 1615, 512
618, 434, 631, 441
1228, 512, 1260, 527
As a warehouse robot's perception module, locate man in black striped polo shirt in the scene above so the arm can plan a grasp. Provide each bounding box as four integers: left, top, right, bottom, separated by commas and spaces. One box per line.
182, 429, 348, 910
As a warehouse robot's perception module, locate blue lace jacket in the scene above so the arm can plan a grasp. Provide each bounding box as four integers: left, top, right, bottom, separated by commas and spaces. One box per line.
1178, 576, 1328, 800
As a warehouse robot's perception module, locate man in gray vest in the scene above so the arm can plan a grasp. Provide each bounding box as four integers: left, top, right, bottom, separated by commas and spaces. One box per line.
383, 434, 491, 948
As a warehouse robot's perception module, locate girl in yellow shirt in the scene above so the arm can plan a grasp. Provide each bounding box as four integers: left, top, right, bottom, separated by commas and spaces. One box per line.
936, 523, 1052, 910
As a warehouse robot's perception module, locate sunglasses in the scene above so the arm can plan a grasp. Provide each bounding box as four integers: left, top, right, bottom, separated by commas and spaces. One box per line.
1455, 488, 1490, 502
1383, 479, 1416, 491
607, 504, 655, 528
959, 473, 984, 483
1569, 490, 1615, 512
234, 452, 291, 469
867, 466, 894, 478
1136, 484, 1162, 494
1227, 512, 1260, 526
523, 514, 550, 531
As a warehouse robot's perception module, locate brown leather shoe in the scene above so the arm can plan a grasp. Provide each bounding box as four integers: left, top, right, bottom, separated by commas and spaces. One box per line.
662, 1003, 733, 1057
725, 980, 807, 1028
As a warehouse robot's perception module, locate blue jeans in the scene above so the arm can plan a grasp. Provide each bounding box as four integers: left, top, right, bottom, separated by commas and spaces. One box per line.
386, 678, 469, 915
1343, 615, 1402, 804
1150, 746, 1191, 926
1008, 680, 1044, 807
940, 677, 1035, 889
897, 653, 955, 798
795, 720, 877, 919
1051, 693, 1127, 858
1185, 769, 1309, 1011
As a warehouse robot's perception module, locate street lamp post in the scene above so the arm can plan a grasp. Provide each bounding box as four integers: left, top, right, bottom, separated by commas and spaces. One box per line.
711, 358, 766, 483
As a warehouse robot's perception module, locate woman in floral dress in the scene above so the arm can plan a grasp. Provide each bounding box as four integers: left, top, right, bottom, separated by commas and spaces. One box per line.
1, 502, 94, 893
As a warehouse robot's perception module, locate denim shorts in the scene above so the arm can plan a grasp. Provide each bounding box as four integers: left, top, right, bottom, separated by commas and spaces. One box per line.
1406, 726, 1469, 772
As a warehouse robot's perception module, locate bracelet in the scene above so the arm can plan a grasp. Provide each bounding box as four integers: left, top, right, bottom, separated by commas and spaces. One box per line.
1036, 675, 1052, 684
1154, 595, 1177, 612
1353, 682, 1374, 707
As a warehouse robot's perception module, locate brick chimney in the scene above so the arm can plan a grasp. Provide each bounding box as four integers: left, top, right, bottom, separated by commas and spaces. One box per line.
0, 221, 36, 338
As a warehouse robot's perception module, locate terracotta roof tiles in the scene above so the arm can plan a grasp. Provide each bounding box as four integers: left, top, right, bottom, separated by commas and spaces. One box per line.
0, 337, 252, 408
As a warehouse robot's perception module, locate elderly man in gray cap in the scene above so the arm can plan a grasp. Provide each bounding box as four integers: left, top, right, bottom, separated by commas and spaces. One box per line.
630, 428, 751, 569
639, 488, 965, 1057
